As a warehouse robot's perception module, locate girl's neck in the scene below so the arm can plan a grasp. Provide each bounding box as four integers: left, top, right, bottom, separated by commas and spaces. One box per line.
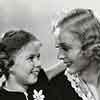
4, 78, 28, 93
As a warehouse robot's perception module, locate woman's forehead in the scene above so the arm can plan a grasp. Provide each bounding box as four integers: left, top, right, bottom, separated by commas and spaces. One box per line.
54, 27, 61, 37
55, 27, 76, 40
55, 29, 82, 49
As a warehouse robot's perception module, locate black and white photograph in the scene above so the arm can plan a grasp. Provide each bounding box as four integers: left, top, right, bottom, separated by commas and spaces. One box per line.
0, 0, 100, 100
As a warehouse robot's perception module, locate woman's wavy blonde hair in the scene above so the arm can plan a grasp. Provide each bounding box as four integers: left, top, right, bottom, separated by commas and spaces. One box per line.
53, 8, 100, 59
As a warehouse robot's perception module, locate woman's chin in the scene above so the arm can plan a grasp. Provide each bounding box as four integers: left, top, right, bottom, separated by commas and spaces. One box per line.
67, 67, 80, 74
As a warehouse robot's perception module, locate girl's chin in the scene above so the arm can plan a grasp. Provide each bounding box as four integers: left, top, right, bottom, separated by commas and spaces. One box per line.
30, 77, 38, 84
28, 75, 38, 84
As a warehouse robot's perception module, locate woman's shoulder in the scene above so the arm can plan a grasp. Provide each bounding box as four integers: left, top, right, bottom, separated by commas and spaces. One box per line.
49, 70, 82, 100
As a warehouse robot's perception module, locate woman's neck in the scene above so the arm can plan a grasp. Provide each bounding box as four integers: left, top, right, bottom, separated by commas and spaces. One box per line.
79, 61, 100, 87
4, 77, 28, 93
79, 62, 100, 100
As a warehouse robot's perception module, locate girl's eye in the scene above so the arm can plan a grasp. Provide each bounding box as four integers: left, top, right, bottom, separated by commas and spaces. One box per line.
37, 54, 40, 59
28, 55, 35, 61
27, 54, 40, 61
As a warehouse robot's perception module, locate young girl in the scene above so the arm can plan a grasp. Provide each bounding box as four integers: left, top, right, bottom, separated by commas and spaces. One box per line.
0, 30, 44, 100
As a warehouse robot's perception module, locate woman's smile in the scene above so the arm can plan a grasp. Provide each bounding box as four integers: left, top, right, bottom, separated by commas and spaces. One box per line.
63, 60, 73, 67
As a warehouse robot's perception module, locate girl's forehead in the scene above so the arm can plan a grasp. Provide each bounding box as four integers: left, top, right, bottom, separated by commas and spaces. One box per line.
19, 41, 41, 53
14, 41, 41, 58
25, 41, 42, 50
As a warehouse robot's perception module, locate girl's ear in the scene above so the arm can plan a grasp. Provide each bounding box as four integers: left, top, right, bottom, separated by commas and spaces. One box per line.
0, 60, 6, 77
8, 60, 15, 71
7, 60, 14, 68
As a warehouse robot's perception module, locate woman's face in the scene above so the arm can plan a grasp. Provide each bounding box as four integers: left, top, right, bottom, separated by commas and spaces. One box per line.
9, 41, 41, 85
54, 27, 90, 74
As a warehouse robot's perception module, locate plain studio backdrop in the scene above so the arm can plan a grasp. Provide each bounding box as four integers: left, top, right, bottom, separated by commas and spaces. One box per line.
0, 0, 100, 69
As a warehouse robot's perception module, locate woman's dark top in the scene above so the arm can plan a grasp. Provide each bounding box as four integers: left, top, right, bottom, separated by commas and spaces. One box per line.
49, 70, 82, 100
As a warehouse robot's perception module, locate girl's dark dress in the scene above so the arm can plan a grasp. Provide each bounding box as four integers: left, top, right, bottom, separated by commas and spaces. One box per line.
0, 69, 52, 100
0, 88, 28, 100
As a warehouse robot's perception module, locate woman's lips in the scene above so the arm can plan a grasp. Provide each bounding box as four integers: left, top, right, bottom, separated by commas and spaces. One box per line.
64, 61, 73, 67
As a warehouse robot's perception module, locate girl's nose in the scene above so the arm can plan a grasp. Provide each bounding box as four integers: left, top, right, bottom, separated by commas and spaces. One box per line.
34, 58, 41, 67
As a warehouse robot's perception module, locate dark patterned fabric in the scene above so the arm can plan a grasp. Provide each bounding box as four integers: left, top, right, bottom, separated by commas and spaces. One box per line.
49, 70, 82, 100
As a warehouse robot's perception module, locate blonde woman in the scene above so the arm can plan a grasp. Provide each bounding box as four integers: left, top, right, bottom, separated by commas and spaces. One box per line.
53, 8, 100, 100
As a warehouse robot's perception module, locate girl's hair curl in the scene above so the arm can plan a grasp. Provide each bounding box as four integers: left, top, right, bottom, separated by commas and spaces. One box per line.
0, 43, 9, 78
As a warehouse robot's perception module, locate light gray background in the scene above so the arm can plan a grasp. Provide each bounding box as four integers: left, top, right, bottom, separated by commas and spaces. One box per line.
0, 0, 100, 69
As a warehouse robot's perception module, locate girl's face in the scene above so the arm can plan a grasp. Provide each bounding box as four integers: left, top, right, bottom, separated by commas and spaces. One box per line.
9, 41, 41, 85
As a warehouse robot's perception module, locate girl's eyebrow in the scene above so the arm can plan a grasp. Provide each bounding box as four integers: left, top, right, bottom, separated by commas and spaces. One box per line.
37, 53, 40, 58
29, 53, 40, 58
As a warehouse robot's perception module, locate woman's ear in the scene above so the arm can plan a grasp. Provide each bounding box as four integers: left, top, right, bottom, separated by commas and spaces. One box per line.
91, 44, 100, 60
81, 48, 93, 58
82, 43, 100, 60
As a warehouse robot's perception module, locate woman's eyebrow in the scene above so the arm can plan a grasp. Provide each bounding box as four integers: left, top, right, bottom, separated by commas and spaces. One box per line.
59, 43, 72, 48
58, 43, 72, 51
56, 43, 72, 50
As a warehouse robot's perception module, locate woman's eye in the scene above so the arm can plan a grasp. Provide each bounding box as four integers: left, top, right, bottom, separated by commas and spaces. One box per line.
59, 43, 72, 52
62, 47, 69, 51
61, 46, 72, 52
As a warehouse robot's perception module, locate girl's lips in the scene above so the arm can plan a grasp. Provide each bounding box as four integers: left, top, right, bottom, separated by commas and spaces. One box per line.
32, 71, 39, 76
30, 67, 40, 75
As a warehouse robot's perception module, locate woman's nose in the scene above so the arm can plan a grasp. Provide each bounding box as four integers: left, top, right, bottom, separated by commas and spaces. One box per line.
57, 50, 65, 60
